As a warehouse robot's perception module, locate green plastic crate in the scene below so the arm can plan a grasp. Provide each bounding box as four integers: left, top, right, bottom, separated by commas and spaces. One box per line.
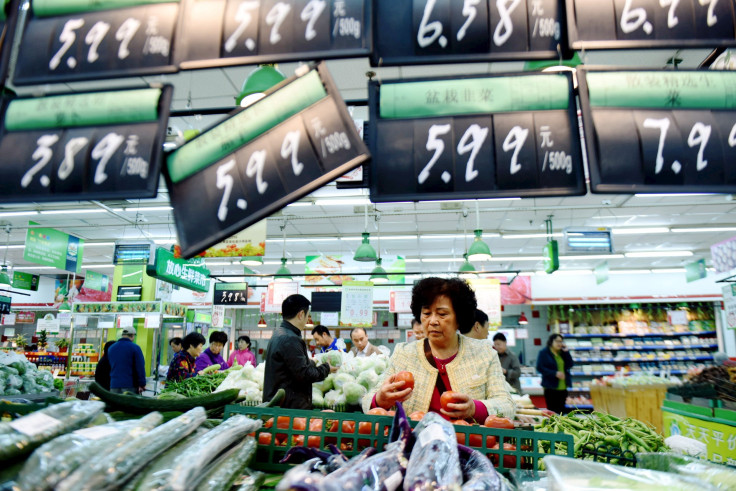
224, 405, 574, 473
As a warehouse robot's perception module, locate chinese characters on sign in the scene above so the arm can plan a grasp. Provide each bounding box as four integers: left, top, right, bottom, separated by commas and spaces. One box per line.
340, 281, 373, 327
146, 248, 211, 293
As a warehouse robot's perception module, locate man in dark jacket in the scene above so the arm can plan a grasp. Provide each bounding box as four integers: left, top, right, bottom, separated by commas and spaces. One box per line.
492, 332, 522, 394
263, 294, 335, 409
108, 327, 147, 394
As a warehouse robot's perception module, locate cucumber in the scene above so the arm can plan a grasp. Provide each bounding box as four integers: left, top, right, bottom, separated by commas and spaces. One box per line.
258, 388, 285, 408
194, 436, 257, 491
234, 470, 266, 491
89, 382, 239, 414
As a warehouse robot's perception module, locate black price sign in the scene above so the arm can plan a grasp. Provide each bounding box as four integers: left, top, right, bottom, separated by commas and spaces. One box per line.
372, 0, 563, 66
214, 282, 249, 305
567, 0, 736, 49
368, 72, 585, 202
177, 0, 370, 69
0, 1, 20, 86
13, 1, 180, 85
578, 69, 736, 193
0, 296, 10, 315
166, 62, 369, 259
0, 86, 173, 203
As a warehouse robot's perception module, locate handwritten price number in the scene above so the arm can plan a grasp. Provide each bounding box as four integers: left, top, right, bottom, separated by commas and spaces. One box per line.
530, 0, 559, 39
21, 132, 124, 189
50, 17, 141, 71
643, 117, 736, 175
620, 0, 720, 35
539, 126, 572, 175
418, 123, 532, 185
333, 1, 361, 39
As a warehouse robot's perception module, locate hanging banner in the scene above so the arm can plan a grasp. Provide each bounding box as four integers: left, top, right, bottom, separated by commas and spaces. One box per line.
166, 62, 369, 258
145, 247, 211, 292
11, 272, 40, 291
578, 69, 736, 194
711, 236, 736, 273
369, 72, 585, 202
468, 278, 502, 327
340, 280, 373, 327
389, 290, 412, 313
594, 261, 609, 285
175, 220, 267, 259
723, 284, 736, 330
304, 255, 406, 285
214, 282, 249, 305
567, 0, 736, 51
212, 304, 225, 328
177, 0, 370, 70
24, 224, 84, 274
0, 87, 173, 203
84, 270, 110, 292
686, 258, 707, 283
265, 281, 299, 313
372, 0, 563, 66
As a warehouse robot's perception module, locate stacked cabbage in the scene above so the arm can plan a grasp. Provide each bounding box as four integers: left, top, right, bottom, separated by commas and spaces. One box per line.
312, 351, 389, 408
0, 351, 55, 395
214, 362, 265, 402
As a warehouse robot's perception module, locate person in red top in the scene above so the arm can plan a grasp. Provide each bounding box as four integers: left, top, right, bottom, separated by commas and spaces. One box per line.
167, 332, 205, 382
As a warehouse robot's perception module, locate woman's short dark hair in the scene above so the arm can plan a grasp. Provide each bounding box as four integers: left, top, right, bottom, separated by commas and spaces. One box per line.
475, 309, 489, 326
209, 330, 228, 344
492, 332, 506, 342
547, 333, 563, 348
169, 337, 182, 347
182, 332, 206, 350
411, 277, 477, 334
103, 340, 116, 355
237, 335, 251, 347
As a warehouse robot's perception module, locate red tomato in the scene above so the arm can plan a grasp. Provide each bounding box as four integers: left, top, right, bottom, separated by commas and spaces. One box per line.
292, 434, 305, 446
263, 418, 274, 429
326, 420, 339, 432
276, 416, 292, 429
452, 419, 470, 425
307, 436, 322, 448
342, 420, 356, 433
309, 419, 323, 432
408, 411, 426, 422
440, 391, 461, 411
258, 432, 272, 445
394, 371, 415, 391
452, 419, 470, 445
358, 421, 375, 435
292, 417, 307, 431
484, 416, 515, 429
387, 410, 396, 416
489, 443, 517, 468
367, 408, 389, 416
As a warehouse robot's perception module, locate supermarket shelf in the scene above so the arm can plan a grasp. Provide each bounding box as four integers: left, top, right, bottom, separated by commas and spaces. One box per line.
572, 356, 714, 363
564, 331, 715, 338
569, 387, 591, 393
571, 370, 688, 376
569, 344, 717, 351
565, 404, 594, 410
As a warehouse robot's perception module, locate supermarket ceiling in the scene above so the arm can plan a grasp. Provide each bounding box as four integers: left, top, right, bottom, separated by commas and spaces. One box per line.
2, 45, 735, 280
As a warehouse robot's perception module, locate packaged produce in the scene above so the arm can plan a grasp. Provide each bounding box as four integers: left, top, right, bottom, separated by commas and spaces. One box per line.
194, 436, 257, 491
404, 412, 463, 491
636, 452, 736, 490
0, 400, 105, 462
214, 364, 263, 398
457, 444, 509, 491
234, 469, 265, 491
0, 352, 55, 395
543, 455, 717, 491
15, 412, 163, 491
56, 407, 207, 491
342, 382, 367, 405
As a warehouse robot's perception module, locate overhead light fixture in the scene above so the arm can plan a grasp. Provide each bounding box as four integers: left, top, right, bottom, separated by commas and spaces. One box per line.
422, 233, 501, 240
624, 251, 693, 258
612, 227, 670, 235
518, 312, 529, 324
257, 315, 267, 328
489, 256, 546, 261
85, 242, 115, 247
0, 211, 39, 217
205, 261, 232, 266
236, 64, 287, 107
58, 297, 71, 312
422, 257, 464, 263
314, 198, 371, 206
634, 193, 714, 197
0, 265, 10, 286
81, 264, 115, 269
560, 254, 625, 260
21, 266, 55, 270
671, 227, 736, 233
240, 256, 263, 266
652, 268, 687, 273
40, 209, 106, 215
502, 232, 564, 239
354, 205, 377, 262
459, 254, 477, 279
122, 206, 172, 212
608, 269, 652, 275
370, 258, 389, 283
154, 239, 176, 245
274, 258, 292, 282
467, 201, 491, 261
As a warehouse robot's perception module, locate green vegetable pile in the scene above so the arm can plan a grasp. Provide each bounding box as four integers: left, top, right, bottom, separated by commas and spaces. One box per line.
536, 411, 668, 465
161, 372, 228, 398
0, 352, 56, 395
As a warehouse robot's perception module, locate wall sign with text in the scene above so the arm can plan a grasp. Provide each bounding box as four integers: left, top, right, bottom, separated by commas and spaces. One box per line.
0, 86, 173, 203
371, 0, 563, 66
369, 72, 585, 202
567, 0, 736, 50
578, 69, 736, 194
13, 0, 181, 85
178, 0, 370, 69
214, 282, 249, 305
166, 62, 369, 258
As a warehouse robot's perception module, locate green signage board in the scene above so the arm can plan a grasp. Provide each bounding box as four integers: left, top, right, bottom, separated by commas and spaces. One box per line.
543, 240, 559, 274
32, 0, 175, 17
686, 259, 707, 283
594, 261, 609, 285
11, 272, 39, 291
214, 282, 249, 306
663, 409, 736, 465
85, 270, 109, 292
146, 247, 210, 293
24, 224, 84, 273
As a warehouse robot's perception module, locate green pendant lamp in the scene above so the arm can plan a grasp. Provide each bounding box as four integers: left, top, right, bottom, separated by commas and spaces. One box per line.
467, 201, 492, 261
0, 265, 10, 287
274, 258, 292, 282
236, 65, 287, 107
58, 297, 72, 312
354, 205, 377, 262
370, 258, 389, 283
240, 256, 263, 266
458, 254, 477, 279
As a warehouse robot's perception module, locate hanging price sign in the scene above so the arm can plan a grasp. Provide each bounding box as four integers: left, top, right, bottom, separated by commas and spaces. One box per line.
13, 0, 180, 85
177, 0, 370, 69
369, 72, 585, 202
578, 69, 736, 194
0, 1, 20, 86
166, 62, 369, 258
340, 280, 373, 327
214, 282, 249, 305
567, 0, 736, 50
0, 86, 173, 203
372, 0, 563, 66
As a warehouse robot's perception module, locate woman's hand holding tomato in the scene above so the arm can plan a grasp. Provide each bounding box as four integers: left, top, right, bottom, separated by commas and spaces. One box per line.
440, 390, 476, 420
375, 371, 414, 409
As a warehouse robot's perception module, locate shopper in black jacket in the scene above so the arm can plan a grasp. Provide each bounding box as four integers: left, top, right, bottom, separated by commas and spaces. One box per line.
263, 294, 336, 409
94, 341, 116, 390
536, 333, 574, 414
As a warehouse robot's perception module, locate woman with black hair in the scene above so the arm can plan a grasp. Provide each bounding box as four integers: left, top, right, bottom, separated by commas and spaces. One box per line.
94, 340, 116, 390
228, 335, 257, 367
364, 277, 514, 421
167, 332, 206, 382
195, 330, 230, 372
536, 333, 574, 414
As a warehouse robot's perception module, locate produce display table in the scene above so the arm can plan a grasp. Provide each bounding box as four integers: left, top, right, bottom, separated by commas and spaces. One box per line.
662, 399, 736, 464
590, 384, 669, 432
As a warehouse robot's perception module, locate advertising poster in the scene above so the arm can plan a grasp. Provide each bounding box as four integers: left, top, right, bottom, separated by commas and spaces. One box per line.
340, 281, 373, 327
469, 278, 502, 327
305, 255, 405, 285
174, 220, 267, 259
24, 224, 84, 273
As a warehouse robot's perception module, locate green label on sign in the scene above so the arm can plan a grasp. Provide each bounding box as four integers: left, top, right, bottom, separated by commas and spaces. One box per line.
32, 0, 177, 17
167, 70, 327, 183
85, 270, 109, 292
146, 247, 210, 292
686, 258, 707, 283
12, 272, 39, 291
586, 71, 736, 109
4, 88, 162, 131
24, 224, 84, 274
663, 410, 736, 464
543, 240, 559, 274
594, 261, 609, 285
379, 74, 570, 119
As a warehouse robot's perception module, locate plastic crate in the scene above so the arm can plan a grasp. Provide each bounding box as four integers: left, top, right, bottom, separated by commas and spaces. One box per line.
580, 442, 637, 467
224, 405, 574, 473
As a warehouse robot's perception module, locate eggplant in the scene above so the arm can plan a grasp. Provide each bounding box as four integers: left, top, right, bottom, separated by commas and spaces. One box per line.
275, 458, 326, 491
457, 444, 505, 491
403, 413, 462, 491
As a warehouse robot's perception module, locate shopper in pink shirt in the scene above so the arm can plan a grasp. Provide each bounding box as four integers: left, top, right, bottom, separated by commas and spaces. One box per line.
228, 335, 257, 367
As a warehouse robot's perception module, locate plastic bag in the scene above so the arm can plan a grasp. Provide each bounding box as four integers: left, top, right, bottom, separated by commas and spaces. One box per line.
404, 412, 463, 491
636, 452, 736, 490
543, 455, 718, 491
